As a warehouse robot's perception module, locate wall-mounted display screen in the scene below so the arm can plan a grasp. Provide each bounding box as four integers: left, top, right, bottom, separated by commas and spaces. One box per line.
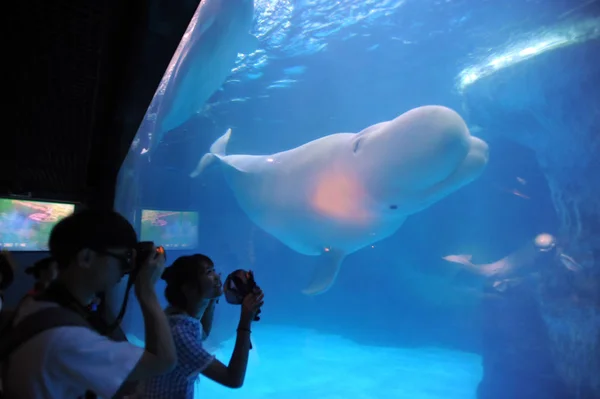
140, 209, 199, 249
0, 198, 76, 251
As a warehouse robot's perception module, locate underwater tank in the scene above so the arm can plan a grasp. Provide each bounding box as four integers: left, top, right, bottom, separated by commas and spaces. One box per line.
113, 0, 600, 398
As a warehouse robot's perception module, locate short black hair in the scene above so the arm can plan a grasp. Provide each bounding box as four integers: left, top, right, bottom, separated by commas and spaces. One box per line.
162, 254, 214, 309
49, 209, 138, 268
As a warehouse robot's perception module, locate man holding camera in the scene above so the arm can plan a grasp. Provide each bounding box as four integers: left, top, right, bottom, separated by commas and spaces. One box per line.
2, 209, 177, 398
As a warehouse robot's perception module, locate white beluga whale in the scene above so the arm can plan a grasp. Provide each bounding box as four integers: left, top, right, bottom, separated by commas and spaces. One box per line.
149, 0, 257, 152
191, 105, 489, 295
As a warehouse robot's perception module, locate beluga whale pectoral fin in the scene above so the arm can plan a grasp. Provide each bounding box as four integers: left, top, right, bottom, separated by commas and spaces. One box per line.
302, 248, 346, 296
190, 128, 232, 178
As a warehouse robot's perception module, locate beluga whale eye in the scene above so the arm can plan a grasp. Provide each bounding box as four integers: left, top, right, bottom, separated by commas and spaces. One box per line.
389, 204, 398, 210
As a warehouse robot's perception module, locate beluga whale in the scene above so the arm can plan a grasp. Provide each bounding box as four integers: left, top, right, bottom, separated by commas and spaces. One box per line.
149, 0, 257, 153
191, 106, 489, 295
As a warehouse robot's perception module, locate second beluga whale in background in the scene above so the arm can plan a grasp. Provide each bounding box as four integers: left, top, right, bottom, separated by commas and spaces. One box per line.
191, 106, 490, 295
150, 0, 257, 152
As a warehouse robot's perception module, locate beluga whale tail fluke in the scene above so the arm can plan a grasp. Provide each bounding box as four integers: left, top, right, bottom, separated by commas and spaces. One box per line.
190, 128, 231, 178
191, 106, 490, 296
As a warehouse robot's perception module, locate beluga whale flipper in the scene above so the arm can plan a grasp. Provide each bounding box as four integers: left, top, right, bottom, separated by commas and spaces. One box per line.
149, 0, 257, 153
191, 106, 489, 295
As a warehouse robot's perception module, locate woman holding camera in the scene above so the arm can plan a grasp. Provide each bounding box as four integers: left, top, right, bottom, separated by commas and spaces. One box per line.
141, 254, 264, 399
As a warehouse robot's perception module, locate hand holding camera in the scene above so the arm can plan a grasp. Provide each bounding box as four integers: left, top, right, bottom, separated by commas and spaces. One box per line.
134, 242, 167, 297
240, 288, 264, 325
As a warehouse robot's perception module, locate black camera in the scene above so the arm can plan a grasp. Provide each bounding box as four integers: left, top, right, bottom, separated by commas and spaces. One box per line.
133, 241, 166, 275
223, 269, 261, 321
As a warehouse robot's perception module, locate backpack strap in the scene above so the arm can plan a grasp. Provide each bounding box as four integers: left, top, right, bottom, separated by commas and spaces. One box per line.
0, 306, 91, 361
0, 306, 92, 397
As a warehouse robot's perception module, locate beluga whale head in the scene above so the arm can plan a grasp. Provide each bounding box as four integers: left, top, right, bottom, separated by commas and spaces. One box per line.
350, 105, 489, 216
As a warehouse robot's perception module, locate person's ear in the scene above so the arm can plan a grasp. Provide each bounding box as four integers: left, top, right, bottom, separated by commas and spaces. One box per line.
75, 248, 94, 269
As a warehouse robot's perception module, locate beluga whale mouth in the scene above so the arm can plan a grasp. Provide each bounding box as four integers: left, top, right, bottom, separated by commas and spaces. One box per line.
191, 105, 489, 295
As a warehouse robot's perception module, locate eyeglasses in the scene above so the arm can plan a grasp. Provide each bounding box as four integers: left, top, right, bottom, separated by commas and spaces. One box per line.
96, 249, 134, 275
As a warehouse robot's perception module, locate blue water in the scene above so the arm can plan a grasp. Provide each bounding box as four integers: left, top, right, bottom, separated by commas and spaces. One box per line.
201, 325, 482, 399
115, 1, 600, 398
